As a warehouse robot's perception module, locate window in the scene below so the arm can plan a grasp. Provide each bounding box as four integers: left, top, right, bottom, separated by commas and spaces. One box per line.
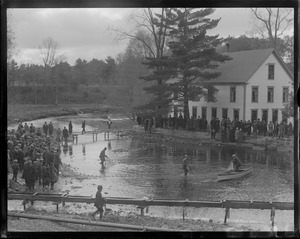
230, 87, 236, 102
272, 109, 278, 123
211, 107, 217, 119
267, 87, 274, 102
252, 86, 258, 102
192, 106, 197, 119
222, 108, 228, 119
268, 64, 274, 80
202, 107, 207, 119
251, 109, 258, 122
283, 87, 289, 103
262, 109, 268, 122
233, 109, 239, 120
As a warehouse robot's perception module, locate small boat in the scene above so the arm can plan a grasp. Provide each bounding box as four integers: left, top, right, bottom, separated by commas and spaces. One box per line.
217, 166, 253, 181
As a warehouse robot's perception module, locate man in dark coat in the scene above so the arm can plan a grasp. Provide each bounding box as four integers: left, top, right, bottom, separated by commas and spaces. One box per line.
48, 122, 54, 137
91, 185, 106, 220
27, 160, 36, 192
50, 163, 58, 190
41, 162, 51, 190
99, 147, 109, 167
82, 120, 86, 134
43, 122, 48, 136
68, 121, 73, 135
62, 127, 69, 141
22, 156, 31, 190
53, 149, 62, 173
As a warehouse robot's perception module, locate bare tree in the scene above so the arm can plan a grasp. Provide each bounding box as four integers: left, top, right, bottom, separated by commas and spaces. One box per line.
38, 37, 65, 104
109, 8, 171, 67
249, 8, 293, 49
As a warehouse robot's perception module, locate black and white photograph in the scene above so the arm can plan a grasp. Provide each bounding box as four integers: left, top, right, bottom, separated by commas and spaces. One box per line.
5, 5, 297, 234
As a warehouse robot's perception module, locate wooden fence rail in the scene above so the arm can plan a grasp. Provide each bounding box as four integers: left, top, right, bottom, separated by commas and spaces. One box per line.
8, 192, 293, 231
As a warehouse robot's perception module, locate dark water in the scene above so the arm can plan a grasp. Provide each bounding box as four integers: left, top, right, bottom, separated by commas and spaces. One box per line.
9, 114, 294, 202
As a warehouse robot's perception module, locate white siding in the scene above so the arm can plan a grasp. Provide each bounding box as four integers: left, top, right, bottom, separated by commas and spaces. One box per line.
245, 53, 293, 123
188, 52, 293, 123
189, 84, 245, 122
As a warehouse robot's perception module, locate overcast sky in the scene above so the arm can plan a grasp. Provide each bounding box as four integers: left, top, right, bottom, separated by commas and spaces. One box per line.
8, 8, 294, 66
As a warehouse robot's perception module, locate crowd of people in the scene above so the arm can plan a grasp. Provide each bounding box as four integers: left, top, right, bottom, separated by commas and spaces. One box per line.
136, 113, 294, 142
8, 121, 68, 192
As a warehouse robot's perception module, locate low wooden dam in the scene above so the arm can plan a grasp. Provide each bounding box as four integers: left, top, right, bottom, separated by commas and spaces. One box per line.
8, 192, 293, 231
70, 129, 132, 143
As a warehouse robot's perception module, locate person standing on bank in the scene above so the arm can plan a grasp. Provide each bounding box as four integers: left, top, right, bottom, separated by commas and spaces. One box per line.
82, 120, 86, 134
91, 185, 106, 220
107, 119, 112, 129
48, 122, 54, 137
182, 155, 189, 176
68, 121, 73, 135
99, 147, 109, 167
62, 127, 69, 141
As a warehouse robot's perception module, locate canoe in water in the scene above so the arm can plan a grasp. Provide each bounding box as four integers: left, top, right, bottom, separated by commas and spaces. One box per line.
217, 166, 253, 181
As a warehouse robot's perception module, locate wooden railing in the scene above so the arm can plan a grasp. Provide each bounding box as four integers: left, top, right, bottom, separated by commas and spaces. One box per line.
8, 192, 293, 231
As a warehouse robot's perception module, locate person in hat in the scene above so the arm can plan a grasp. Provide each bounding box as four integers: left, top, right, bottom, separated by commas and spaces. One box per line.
49, 122, 54, 137
41, 161, 51, 191
82, 120, 86, 134
34, 153, 43, 186
53, 149, 62, 174
62, 127, 69, 141
91, 185, 106, 220
56, 127, 61, 142
231, 154, 242, 172
68, 121, 73, 135
12, 160, 19, 182
99, 147, 109, 167
49, 163, 58, 190
43, 122, 48, 136
182, 155, 189, 176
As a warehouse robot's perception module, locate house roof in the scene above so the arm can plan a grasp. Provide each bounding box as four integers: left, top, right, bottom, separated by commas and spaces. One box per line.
210, 48, 293, 84
166, 48, 293, 85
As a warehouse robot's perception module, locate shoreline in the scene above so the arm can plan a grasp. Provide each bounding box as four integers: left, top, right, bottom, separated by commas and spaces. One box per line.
7, 103, 125, 125
7, 104, 294, 152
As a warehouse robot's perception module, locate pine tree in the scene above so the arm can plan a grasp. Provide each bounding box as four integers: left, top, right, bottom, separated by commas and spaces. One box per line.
141, 8, 232, 122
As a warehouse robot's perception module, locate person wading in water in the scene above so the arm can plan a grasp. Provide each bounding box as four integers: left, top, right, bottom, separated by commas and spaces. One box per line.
99, 147, 109, 167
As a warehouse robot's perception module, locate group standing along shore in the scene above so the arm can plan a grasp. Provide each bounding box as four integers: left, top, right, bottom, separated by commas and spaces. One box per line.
7, 121, 74, 192
137, 113, 293, 142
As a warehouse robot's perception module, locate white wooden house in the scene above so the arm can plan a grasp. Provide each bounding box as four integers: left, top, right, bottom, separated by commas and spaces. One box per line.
187, 48, 293, 123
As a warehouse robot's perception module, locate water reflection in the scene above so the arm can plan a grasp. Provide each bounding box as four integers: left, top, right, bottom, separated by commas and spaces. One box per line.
69, 145, 73, 156
62, 141, 68, 155
82, 144, 86, 155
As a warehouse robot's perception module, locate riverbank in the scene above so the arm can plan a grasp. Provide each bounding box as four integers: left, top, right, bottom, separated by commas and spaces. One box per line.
130, 126, 294, 153
7, 103, 130, 125
7, 207, 253, 232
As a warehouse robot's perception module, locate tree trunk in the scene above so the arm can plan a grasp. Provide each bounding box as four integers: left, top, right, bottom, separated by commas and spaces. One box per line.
183, 85, 189, 129
55, 78, 58, 105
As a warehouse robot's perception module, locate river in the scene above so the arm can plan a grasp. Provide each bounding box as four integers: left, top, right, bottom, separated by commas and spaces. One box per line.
8, 114, 295, 231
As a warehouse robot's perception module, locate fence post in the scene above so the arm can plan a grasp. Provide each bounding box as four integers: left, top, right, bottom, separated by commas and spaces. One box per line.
224, 208, 230, 224
270, 206, 275, 231
182, 199, 188, 221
